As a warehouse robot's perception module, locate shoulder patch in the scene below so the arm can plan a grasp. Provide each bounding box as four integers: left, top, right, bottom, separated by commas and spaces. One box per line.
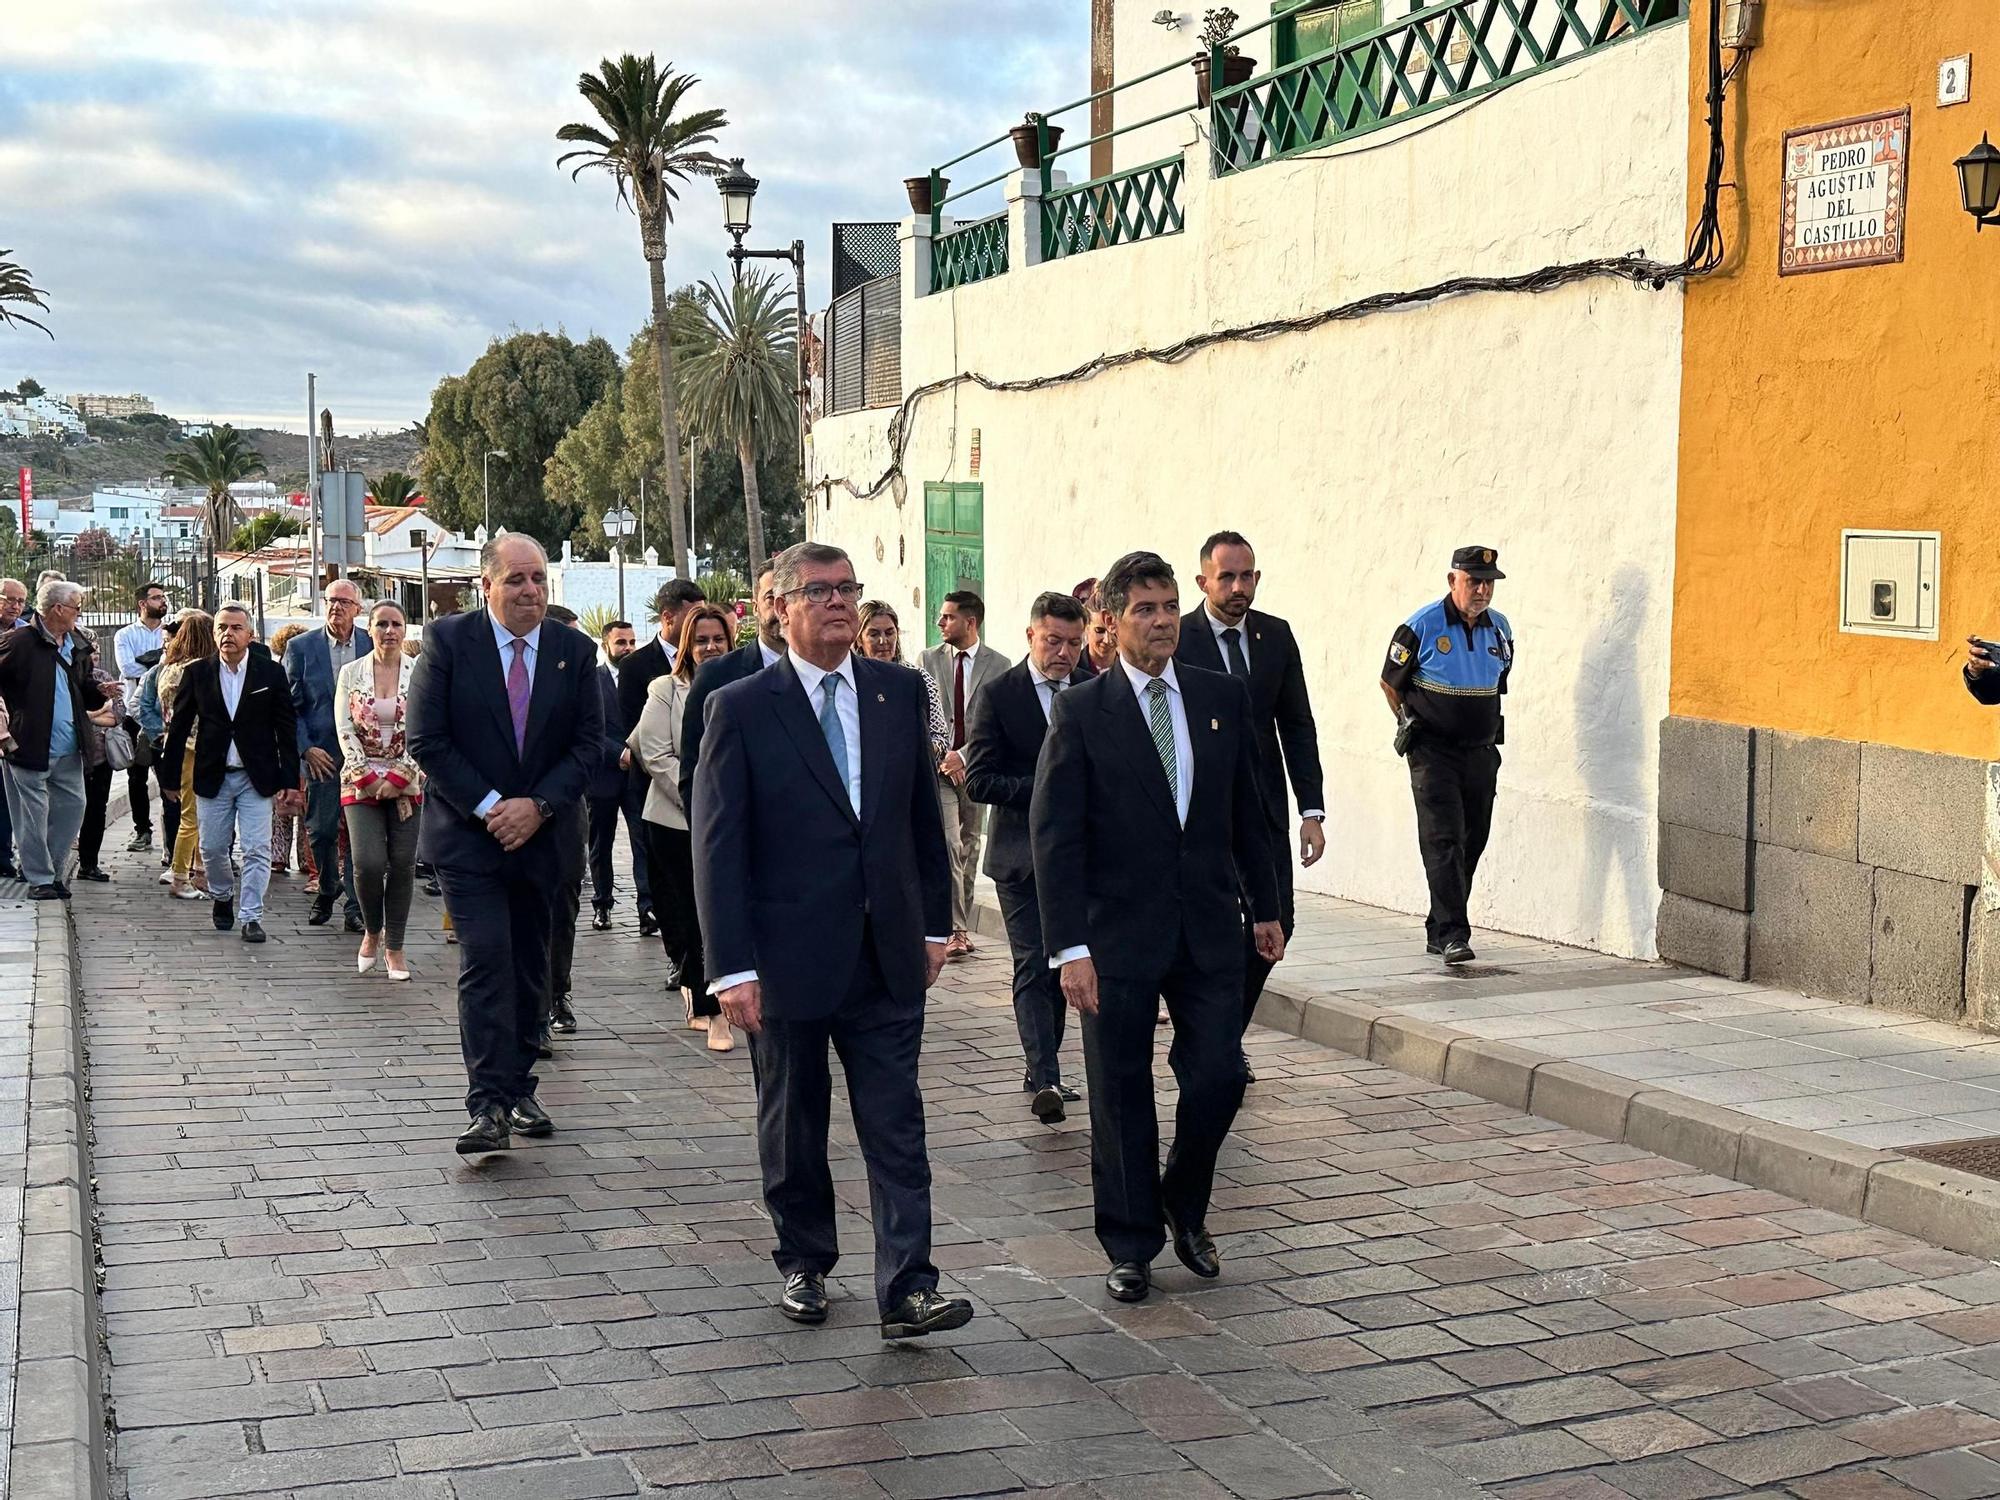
1389, 642, 1411, 666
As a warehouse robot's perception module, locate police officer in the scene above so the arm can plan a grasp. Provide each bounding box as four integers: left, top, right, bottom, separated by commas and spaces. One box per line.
1380, 546, 1513, 965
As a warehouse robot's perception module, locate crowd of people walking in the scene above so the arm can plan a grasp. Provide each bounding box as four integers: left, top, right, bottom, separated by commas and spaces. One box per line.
0, 524, 1518, 1347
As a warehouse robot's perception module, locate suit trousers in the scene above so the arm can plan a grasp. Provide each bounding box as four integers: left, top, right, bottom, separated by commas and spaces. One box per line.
748, 938, 938, 1315
1407, 741, 1501, 948
546, 818, 585, 1015
2, 755, 85, 888
644, 820, 712, 1013
436, 857, 557, 1114
936, 776, 983, 932
587, 771, 652, 911
78, 760, 113, 869
126, 761, 152, 846
1239, 840, 1296, 1037
1082, 941, 1247, 1266
306, 773, 360, 919
995, 875, 1067, 1090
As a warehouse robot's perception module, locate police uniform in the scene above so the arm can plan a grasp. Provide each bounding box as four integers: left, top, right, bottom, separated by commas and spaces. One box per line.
1380, 546, 1513, 958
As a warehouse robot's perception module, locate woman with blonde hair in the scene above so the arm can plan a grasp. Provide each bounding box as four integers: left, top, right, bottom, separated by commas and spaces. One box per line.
630, 601, 737, 1049
335, 600, 422, 981
157, 610, 216, 898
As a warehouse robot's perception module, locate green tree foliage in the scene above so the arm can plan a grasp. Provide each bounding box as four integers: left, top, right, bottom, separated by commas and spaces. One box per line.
16, 377, 44, 397
371, 470, 420, 506
69, 527, 116, 562
230, 512, 302, 554
0, 254, 50, 337
546, 385, 631, 553
676, 274, 798, 578
165, 425, 266, 558
419, 330, 620, 547
558, 55, 728, 579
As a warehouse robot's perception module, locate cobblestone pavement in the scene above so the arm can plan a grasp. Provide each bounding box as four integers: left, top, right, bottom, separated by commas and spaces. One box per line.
77, 848, 2000, 1500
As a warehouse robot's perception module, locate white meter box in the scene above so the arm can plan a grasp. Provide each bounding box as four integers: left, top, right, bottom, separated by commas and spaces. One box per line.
1840, 529, 1938, 640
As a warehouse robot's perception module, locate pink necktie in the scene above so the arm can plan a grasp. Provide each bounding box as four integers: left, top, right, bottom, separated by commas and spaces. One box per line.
507, 638, 530, 753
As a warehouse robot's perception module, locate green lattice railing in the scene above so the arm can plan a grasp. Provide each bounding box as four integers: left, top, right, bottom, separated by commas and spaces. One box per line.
1042, 156, 1187, 262
1211, 0, 1687, 176
930, 213, 1009, 291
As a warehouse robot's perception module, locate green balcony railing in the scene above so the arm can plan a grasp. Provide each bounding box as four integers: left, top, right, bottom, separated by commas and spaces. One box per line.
930, 213, 1009, 292
1210, 0, 1688, 175
1042, 155, 1187, 262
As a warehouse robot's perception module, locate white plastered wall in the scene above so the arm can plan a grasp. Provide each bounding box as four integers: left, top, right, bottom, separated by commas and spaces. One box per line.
811, 26, 1688, 959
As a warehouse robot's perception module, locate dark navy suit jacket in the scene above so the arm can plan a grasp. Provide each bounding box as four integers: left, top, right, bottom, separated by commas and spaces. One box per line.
692, 654, 951, 1018
962, 658, 1093, 885
406, 609, 602, 875
589, 664, 629, 800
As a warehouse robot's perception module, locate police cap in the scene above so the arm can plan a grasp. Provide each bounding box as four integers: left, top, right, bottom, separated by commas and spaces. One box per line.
1450, 546, 1506, 581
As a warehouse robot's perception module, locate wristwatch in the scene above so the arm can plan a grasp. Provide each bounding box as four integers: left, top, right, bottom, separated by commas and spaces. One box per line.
532, 797, 553, 820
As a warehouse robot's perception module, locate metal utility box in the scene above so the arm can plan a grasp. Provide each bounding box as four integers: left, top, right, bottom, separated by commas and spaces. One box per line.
1839, 529, 1939, 640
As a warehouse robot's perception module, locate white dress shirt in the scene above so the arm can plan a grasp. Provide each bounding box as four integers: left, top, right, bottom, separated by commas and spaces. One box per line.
758, 639, 783, 669
710, 654, 946, 996
473, 617, 543, 817
1032, 665, 1071, 723
1051, 658, 1194, 969
115, 620, 164, 686
217, 653, 249, 769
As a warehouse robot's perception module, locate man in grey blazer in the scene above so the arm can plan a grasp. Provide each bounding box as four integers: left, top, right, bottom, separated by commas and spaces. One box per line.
920, 591, 1011, 958
285, 579, 370, 931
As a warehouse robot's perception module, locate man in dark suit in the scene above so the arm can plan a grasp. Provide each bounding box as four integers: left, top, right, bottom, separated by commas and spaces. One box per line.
618, 578, 706, 725
1033, 550, 1282, 1305
531, 602, 593, 1051
588, 619, 645, 934
964, 590, 1092, 1124
285, 578, 370, 931
162, 603, 301, 943
694, 541, 971, 1342
407, 536, 603, 1156
1175, 531, 1325, 1075
677, 566, 782, 811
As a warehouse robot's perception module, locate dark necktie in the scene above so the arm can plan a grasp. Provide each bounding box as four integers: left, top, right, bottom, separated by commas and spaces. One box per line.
1222, 627, 1250, 682
952, 651, 968, 749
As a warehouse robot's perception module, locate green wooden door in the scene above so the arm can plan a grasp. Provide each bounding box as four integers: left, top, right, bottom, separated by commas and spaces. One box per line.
1271, 0, 1384, 151
922, 482, 985, 647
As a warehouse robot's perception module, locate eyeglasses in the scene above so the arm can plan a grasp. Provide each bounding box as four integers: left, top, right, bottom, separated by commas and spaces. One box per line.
783, 580, 865, 605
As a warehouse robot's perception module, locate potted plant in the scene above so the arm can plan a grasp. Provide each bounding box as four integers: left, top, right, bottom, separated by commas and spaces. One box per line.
904, 174, 948, 215
1008, 111, 1065, 169
1193, 7, 1257, 105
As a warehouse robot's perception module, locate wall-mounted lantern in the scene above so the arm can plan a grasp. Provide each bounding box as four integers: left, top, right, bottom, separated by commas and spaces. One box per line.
1954, 134, 2000, 229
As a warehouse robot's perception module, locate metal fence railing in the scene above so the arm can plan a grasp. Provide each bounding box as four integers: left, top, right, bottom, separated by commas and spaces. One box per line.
0, 538, 209, 641
832, 222, 899, 298
822, 273, 903, 417
930, 214, 1010, 293
1043, 155, 1187, 262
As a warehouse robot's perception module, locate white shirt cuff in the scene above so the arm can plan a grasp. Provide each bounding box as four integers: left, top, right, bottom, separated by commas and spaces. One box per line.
473, 790, 501, 817
709, 970, 756, 995
925, 935, 949, 946
1049, 944, 1089, 969
1301, 809, 1325, 821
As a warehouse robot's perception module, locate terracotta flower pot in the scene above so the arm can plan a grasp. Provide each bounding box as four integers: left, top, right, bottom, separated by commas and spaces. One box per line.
1009, 123, 1065, 168
904, 175, 947, 215
1194, 52, 1258, 106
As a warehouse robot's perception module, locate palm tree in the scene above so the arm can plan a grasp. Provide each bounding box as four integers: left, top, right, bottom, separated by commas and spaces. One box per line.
166, 426, 265, 605
372, 470, 420, 506
558, 55, 728, 583
677, 274, 798, 578
0, 252, 50, 336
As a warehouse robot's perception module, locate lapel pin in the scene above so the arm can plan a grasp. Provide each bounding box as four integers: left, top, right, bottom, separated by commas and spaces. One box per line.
556, 659, 567, 670
876, 693, 885, 703
1211, 718, 1220, 731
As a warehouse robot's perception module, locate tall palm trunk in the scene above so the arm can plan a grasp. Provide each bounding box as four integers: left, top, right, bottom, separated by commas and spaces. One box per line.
736, 428, 766, 579
646, 252, 692, 578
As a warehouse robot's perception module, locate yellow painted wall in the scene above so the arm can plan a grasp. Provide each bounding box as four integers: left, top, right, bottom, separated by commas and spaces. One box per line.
1674, 2, 2000, 757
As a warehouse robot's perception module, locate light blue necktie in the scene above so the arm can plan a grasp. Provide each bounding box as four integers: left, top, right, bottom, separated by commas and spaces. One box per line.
818, 674, 850, 795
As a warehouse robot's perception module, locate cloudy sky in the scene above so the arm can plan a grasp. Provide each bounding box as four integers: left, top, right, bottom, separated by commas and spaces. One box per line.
2, 1, 1085, 429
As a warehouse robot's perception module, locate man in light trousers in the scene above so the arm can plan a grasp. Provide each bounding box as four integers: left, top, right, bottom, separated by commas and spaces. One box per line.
0, 579, 110, 899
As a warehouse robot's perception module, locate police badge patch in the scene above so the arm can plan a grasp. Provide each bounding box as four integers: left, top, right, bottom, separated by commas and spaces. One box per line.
1437, 637, 1453, 655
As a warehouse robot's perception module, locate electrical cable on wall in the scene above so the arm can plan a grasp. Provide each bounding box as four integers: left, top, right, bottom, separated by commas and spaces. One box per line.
824, 0, 1735, 508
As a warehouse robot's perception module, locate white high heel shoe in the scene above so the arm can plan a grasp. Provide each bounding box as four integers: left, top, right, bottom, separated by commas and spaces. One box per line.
357, 947, 378, 974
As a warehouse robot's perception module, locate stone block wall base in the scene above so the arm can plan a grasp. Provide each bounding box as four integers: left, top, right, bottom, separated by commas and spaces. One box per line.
1656, 893, 1750, 979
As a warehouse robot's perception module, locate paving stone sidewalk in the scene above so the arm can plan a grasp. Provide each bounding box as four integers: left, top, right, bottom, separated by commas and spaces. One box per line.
70, 829, 2000, 1500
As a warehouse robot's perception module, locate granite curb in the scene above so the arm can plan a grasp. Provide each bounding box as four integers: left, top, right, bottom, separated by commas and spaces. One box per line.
970, 899, 2000, 1263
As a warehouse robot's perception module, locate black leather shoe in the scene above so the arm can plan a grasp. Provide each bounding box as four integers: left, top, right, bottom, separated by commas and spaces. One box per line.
308, 901, 333, 926
638, 909, 659, 938
780, 1271, 829, 1325
456, 1108, 510, 1155
1056, 1082, 1080, 1102
25, 884, 60, 901
52, 882, 72, 900
1442, 941, 1476, 965
0, 861, 18, 880
1106, 1262, 1151, 1303
241, 922, 266, 944
423, 878, 442, 897
535, 1028, 554, 1060
508, 1097, 553, 1137
881, 1288, 973, 1340
1164, 1209, 1221, 1279
76, 866, 110, 883
126, 831, 152, 852
591, 906, 612, 932
344, 911, 365, 934
550, 994, 577, 1034
212, 898, 235, 931
1241, 1052, 1258, 1085
1031, 1086, 1065, 1124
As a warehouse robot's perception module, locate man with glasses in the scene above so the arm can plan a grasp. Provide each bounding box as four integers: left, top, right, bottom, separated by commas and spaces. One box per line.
284, 580, 370, 929
694, 542, 969, 1342
114, 581, 171, 852
0, 578, 27, 877
0, 579, 115, 899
